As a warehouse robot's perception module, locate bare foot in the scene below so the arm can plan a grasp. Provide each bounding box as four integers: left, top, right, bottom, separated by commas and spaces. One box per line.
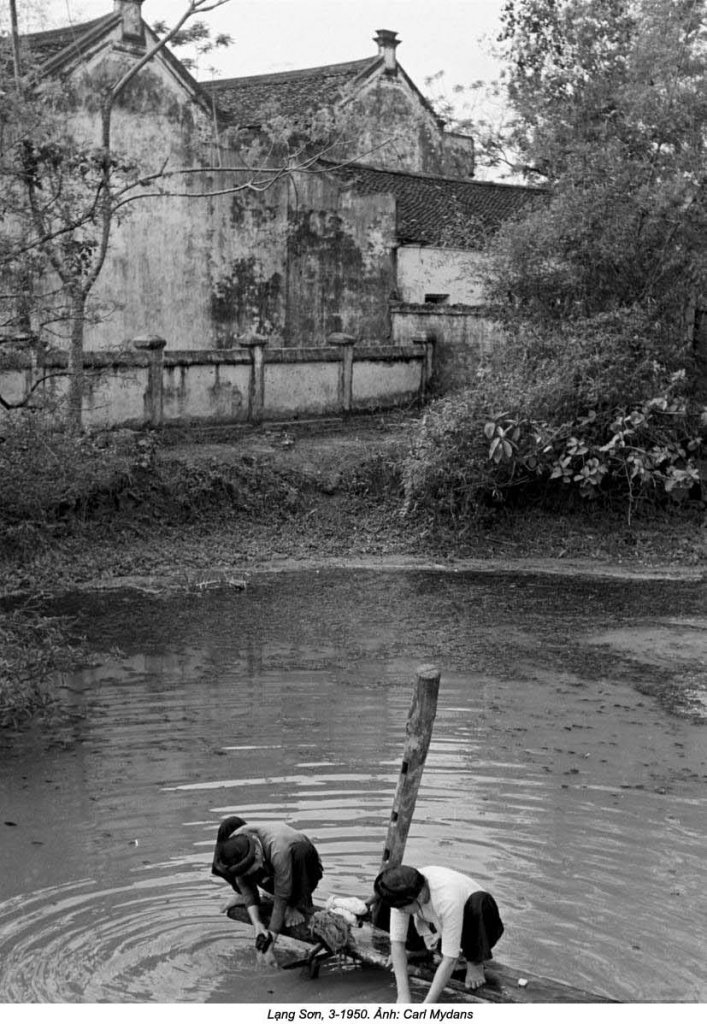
284, 907, 305, 927
465, 962, 486, 990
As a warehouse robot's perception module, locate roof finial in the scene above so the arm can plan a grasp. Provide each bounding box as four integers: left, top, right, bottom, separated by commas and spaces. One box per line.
114, 1, 145, 44
374, 29, 400, 73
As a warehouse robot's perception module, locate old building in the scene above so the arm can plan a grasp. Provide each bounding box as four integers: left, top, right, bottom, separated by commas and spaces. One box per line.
3, 1, 543, 423
201, 28, 475, 179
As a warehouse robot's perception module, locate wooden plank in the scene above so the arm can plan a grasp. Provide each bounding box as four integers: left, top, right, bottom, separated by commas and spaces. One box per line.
225, 902, 613, 1003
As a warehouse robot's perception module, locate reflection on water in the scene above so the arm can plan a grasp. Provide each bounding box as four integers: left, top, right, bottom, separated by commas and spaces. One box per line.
0, 569, 705, 1003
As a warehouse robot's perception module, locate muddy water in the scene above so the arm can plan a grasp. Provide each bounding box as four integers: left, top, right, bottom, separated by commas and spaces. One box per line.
0, 568, 705, 1004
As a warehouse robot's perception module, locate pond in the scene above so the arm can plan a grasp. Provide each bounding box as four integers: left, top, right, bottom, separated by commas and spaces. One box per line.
0, 568, 705, 1004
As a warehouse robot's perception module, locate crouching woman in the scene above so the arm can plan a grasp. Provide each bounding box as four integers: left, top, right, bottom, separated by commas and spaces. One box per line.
212, 816, 323, 962
373, 864, 504, 1003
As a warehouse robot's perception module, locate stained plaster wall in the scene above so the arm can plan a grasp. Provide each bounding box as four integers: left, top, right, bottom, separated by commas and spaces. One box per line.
391, 304, 507, 391
353, 354, 423, 407
33, 45, 224, 352
25, 33, 473, 360
0, 363, 31, 408
162, 356, 251, 423
205, 171, 290, 347
44, 62, 398, 352
264, 358, 340, 417
397, 246, 488, 305
0, 344, 427, 427
204, 169, 398, 348
335, 71, 474, 177
285, 176, 397, 345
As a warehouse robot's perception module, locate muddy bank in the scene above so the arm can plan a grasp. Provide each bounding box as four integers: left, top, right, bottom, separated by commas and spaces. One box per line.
3, 553, 702, 602
1, 413, 705, 599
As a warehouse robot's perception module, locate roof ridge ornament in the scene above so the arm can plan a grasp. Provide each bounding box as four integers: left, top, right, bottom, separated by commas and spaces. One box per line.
374, 29, 400, 73
114, 0, 145, 44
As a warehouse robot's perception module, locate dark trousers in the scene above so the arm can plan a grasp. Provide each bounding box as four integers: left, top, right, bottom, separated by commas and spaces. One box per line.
460, 891, 504, 962
256, 839, 323, 912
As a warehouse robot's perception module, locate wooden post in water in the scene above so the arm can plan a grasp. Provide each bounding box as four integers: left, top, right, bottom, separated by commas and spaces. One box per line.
380, 664, 441, 871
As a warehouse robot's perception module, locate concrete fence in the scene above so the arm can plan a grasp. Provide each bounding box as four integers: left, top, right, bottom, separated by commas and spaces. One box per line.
391, 303, 506, 392
0, 334, 436, 430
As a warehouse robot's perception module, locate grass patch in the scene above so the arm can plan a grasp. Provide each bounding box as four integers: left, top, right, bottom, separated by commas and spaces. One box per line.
0, 609, 84, 729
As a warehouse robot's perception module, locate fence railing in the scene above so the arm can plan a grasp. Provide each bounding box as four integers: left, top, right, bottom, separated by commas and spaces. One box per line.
0, 334, 436, 429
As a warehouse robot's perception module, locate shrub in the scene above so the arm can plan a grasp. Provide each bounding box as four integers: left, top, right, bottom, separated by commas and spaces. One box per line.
403, 311, 705, 525
0, 413, 156, 552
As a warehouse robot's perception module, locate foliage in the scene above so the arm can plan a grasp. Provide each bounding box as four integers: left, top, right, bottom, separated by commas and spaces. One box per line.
483, 0, 707, 325
0, 609, 80, 728
404, 0, 707, 530
0, 414, 156, 552
152, 17, 232, 73
403, 311, 705, 526
0, 412, 309, 556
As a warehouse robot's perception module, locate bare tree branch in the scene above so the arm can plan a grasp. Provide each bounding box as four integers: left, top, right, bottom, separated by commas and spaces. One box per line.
0, 371, 69, 411
104, 0, 232, 138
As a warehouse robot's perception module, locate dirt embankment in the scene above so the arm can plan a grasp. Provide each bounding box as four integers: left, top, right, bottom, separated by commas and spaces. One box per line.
1, 412, 705, 599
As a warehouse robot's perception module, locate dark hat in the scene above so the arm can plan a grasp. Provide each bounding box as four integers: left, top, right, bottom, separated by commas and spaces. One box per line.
216, 816, 248, 843
374, 865, 425, 908
219, 832, 258, 876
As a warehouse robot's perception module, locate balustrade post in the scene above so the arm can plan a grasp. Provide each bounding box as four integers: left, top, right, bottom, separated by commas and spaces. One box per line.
133, 334, 167, 427
329, 332, 357, 413
242, 335, 268, 424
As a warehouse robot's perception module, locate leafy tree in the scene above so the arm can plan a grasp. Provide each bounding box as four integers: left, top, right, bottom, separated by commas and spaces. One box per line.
152, 17, 233, 73
404, 0, 706, 526
487, 0, 707, 328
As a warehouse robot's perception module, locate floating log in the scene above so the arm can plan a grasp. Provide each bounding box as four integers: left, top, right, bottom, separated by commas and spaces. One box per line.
226, 900, 613, 1003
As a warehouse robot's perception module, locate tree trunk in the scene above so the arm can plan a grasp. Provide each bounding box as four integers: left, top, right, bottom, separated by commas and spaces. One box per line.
9, 0, 22, 87
66, 290, 86, 432
693, 305, 707, 403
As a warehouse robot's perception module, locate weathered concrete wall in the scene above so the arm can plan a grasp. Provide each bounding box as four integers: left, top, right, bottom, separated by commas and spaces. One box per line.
338, 73, 475, 178
0, 343, 428, 428
391, 304, 507, 391
353, 347, 425, 408
439, 132, 476, 179
397, 246, 487, 305
81, 360, 151, 428
31, 125, 397, 352
286, 178, 397, 345
28, 45, 223, 352
7, 33, 480, 364
265, 353, 341, 417
0, 350, 153, 429
0, 349, 33, 408
162, 353, 252, 424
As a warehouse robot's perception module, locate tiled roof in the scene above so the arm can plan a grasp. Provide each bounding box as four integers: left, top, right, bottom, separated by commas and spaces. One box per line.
17, 14, 118, 70
8, 13, 208, 109
322, 161, 547, 247
201, 57, 381, 126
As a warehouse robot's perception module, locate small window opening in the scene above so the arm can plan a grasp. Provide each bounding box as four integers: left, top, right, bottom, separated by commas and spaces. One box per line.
424, 293, 450, 305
